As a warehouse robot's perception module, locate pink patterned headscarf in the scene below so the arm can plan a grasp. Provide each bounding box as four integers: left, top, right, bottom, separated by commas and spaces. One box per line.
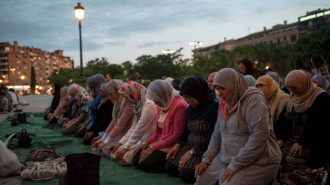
119, 81, 146, 117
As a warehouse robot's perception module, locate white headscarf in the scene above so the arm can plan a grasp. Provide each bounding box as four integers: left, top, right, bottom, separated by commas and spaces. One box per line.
146, 80, 179, 110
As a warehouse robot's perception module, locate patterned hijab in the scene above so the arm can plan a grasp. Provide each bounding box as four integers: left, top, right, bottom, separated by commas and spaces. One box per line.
285, 70, 324, 113
71, 92, 89, 118
256, 75, 289, 121
119, 81, 146, 119
146, 80, 179, 111
213, 68, 248, 110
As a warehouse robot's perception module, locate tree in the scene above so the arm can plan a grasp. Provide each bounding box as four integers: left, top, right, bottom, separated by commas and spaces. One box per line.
48, 68, 80, 86
294, 26, 330, 67
30, 65, 36, 94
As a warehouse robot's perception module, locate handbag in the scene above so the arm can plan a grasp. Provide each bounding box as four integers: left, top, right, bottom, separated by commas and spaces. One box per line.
20, 157, 67, 181
65, 153, 100, 185
25, 148, 59, 162
0, 133, 23, 177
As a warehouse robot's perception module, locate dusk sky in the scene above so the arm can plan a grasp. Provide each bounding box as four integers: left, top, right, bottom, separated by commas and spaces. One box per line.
0, 0, 329, 67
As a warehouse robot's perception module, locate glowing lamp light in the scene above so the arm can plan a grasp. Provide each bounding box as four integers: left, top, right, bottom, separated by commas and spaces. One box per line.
265, 66, 270, 70
74, 3, 85, 21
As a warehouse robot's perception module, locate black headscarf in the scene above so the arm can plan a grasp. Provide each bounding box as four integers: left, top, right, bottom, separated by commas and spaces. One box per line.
180, 76, 217, 120
50, 84, 62, 112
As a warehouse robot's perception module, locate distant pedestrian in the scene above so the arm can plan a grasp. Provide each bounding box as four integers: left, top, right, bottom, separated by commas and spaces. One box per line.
238, 59, 262, 79
0, 92, 9, 113
311, 54, 330, 80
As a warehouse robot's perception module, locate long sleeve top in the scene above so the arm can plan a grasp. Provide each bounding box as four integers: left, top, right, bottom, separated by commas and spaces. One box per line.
119, 99, 158, 148
105, 102, 134, 139
89, 100, 113, 134
147, 97, 188, 151
287, 92, 330, 168
202, 87, 281, 172
178, 98, 218, 156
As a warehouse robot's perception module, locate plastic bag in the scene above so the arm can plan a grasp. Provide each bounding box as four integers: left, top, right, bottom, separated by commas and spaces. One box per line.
0, 133, 23, 177
20, 157, 67, 181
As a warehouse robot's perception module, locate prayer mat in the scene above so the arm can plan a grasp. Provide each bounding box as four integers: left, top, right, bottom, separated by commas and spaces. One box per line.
0, 112, 188, 185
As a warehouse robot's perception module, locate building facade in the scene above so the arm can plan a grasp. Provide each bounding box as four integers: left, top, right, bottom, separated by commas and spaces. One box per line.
298, 8, 330, 35
193, 8, 329, 57
0, 41, 74, 91
194, 20, 298, 57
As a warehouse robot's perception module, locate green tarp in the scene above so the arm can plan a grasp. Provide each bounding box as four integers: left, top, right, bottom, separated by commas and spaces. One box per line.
0, 113, 187, 185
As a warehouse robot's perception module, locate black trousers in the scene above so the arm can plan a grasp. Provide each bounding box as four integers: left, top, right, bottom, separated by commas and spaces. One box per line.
165, 161, 196, 184
132, 150, 167, 173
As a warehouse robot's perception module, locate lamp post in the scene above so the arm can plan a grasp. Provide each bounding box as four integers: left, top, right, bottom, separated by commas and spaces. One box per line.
189, 41, 202, 58
10, 68, 16, 89
162, 49, 174, 54
21, 75, 25, 95
74, 2, 85, 78
189, 41, 203, 50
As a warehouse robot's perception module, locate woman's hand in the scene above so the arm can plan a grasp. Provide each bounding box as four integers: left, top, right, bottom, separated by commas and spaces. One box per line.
289, 142, 303, 156
133, 143, 148, 156
178, 151, 192, 170
138, 148, 154, 163
91, 136, 101, 145
194, 162, 209, 178
116, 148, 129, 160
277, 139, 284, 148
220, 167, 236, 183
108, 143, 122, 154
84, 132, 94, 140
166, 144, 180, 160
97, 142, 107, 153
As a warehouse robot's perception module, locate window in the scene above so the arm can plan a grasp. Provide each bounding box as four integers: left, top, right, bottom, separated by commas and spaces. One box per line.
17, 60, 20, 63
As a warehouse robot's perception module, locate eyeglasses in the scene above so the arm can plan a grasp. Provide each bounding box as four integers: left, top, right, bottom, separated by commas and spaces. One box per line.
182, 95, 193, 102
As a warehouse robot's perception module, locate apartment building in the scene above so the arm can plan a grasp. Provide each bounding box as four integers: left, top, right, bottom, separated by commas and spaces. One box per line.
193, 8, 329, 57
0, 41, 73, 91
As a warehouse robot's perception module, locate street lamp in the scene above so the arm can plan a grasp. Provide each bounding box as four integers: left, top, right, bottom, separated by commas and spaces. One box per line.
189, 41, 202, 58
74, 2, 85, 78
21, 75, 25, 94
162, 49, 174, 54
10, 68, 16, 89
189, 41, 203, 50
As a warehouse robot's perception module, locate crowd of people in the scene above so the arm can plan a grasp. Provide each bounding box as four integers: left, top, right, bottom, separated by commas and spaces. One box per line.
36, 54, 330, 184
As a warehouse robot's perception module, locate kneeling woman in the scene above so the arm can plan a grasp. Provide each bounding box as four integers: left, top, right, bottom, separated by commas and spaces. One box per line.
62, 93, 89, 135
165, 76, 218, 184
195, 68, 281, 185
133, 80, 188, 172
283, 70, 329, 169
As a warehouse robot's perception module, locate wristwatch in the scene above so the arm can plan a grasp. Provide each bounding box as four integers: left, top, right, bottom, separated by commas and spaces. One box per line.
189, 149, 195, 156
123, 145, 130, 150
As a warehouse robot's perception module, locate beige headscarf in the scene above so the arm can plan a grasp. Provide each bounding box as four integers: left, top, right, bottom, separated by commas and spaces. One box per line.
285, 70, 325, 113
213, 68, 248, 110
256, 76, 289, 122
107, 79, 125, 125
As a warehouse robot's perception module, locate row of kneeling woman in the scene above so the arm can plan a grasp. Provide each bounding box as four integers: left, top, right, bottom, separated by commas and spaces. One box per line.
45, 69, 329, 185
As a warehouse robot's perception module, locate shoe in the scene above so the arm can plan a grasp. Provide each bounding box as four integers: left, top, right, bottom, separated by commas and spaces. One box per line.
11, 119, 20, 126
18, 113, 27, 124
